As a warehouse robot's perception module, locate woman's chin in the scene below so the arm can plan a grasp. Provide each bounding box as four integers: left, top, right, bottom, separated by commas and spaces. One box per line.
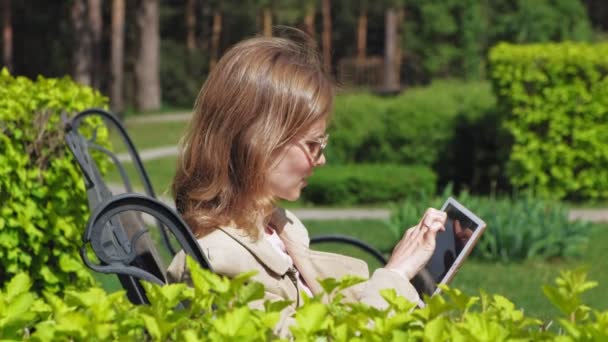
278, 191, 302, 202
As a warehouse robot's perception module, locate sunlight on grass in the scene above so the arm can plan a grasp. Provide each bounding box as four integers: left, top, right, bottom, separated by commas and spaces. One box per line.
109, 121, 187, 153
105, 156, 177, 195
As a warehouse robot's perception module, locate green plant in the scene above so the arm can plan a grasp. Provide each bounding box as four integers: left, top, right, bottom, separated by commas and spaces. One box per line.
387, 187, 591, 262
302, 164, 436, 205
328, 81, 507, 195
489, 42, 608, 200
3, 257, 608, 340
0, 69, 108, 294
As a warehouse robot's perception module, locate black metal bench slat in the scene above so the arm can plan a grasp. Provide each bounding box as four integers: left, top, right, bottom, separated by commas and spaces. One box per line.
63, 109, 212, 305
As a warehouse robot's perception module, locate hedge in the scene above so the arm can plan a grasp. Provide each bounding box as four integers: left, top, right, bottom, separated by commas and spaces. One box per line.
489, 42, 608, 200
2, 257, 605, 340
301, 164, 436, 205
328, 81, 508, 194
0, 69, 108, 294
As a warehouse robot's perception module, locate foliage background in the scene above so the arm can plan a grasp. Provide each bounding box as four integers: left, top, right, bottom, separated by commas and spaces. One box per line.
0, 69, 108, 293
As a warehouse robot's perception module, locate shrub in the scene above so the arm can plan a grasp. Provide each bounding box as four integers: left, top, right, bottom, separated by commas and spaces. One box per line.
328, 81, 507, 194
2, 258, 606, 340
0, 69, 108, 294
301, 164, 436, 205
327, 92, 390, 164
386, 187, 591, 262
489, 42, 608, 200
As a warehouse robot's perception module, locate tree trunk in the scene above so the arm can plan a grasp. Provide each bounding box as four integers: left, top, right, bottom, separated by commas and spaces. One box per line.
304, 2, 315, 38
383, 7, 399, 92
88, 0, 102, 89
135, 0, 161, 111
111, 0, 125, 114
209, 10, 222, 70
71, 0, 92, 86
200, 2, 211, 51
263, 7, 272, 37
356, 6, 367, 64
396, 7, 404, 86
321, 0, 331, 73
185, 0, 196, 50
1, 0, 12, 72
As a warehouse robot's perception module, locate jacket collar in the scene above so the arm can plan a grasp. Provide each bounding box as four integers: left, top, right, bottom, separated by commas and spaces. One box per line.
217, 208, 324, 294
217, 223, 292, 277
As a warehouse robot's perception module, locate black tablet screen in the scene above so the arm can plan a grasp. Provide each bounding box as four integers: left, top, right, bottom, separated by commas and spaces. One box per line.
412, 202, 480, 297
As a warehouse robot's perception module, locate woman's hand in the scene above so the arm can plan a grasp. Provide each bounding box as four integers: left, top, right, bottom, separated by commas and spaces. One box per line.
385, 208, 447, 280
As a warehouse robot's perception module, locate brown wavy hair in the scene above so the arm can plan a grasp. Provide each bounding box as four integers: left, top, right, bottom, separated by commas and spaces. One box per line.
173, 31, 334, 239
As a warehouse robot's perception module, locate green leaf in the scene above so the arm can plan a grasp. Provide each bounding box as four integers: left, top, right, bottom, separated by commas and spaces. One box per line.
293, 302, 328, 334
4, 273, 32, 300
141, 313, 162, 341
237, 282, 265, 304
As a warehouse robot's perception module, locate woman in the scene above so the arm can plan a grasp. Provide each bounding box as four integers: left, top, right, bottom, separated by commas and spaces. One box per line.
168, 29, 446, 333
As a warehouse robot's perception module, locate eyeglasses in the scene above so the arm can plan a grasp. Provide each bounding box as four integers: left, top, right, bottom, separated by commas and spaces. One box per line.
301, 133, 329, 162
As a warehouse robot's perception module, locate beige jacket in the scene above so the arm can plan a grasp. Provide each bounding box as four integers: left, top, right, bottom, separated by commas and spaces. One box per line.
167, 208, 420, 334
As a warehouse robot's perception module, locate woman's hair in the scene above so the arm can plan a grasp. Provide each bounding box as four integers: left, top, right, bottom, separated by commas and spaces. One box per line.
173, 29, 334, 239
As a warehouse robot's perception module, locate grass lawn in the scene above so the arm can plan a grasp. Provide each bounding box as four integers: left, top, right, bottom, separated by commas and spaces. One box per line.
105, 156, 178, 196
109, 120, 188, 153
307, 220, 608, 321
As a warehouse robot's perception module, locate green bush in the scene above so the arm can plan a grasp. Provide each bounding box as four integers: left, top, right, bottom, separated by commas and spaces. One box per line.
489, 42, 608, 200
301, 164, 436, 205
0, 69, 108, 294
3, 257, 606, 340
328, 81, 507, 194
386, 187, 591, 262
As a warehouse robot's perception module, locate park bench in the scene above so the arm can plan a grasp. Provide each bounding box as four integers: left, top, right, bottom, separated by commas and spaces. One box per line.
63, 108, 388, 305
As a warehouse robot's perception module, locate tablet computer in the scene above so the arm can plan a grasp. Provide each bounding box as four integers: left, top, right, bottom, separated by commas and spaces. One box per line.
411, 197, 487, 298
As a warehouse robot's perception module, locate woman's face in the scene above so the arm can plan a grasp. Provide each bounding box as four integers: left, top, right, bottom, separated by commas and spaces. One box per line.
267, 120, 327, 201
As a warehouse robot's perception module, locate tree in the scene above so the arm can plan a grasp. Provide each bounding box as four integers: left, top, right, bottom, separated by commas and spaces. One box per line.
263, 4, 273, 37
321, 0, 331, 72
357, 1, 367, 63
1, 0, 12, 71
71, 0, 92, 86
185, 0, 196, 50
135, 0, 161, 111
303, 0, 315, 38
88, 0, 102, 89
382, 6, 399, 92
110, 0, 125, 113
209, 5, 222, 69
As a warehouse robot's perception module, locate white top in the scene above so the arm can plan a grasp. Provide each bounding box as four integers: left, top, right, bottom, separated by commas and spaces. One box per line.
265, 228, 314, 298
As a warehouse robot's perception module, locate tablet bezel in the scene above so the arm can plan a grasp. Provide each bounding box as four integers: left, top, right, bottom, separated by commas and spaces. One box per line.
421, 197, 487, 296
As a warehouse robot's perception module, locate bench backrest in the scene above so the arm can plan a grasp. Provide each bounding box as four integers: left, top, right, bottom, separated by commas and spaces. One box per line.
63, 108, 212, 304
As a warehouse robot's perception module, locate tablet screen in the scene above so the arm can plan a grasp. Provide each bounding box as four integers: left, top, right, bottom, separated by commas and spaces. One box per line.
411, 198, 486, 297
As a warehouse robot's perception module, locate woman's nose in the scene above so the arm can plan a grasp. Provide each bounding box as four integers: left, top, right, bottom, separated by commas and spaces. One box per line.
316, 153, 326, 166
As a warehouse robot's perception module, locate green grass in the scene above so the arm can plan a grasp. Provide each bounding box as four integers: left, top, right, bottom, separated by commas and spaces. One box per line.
123, 105, 191, 117
105, 156, 177, 196
305, 220, 608, 321
109, 121, 188, 153
451, 225, 608, 320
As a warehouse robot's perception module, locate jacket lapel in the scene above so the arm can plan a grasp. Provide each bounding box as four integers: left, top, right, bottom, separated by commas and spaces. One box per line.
217, 225, 291, 277
272, 208, 370, 296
